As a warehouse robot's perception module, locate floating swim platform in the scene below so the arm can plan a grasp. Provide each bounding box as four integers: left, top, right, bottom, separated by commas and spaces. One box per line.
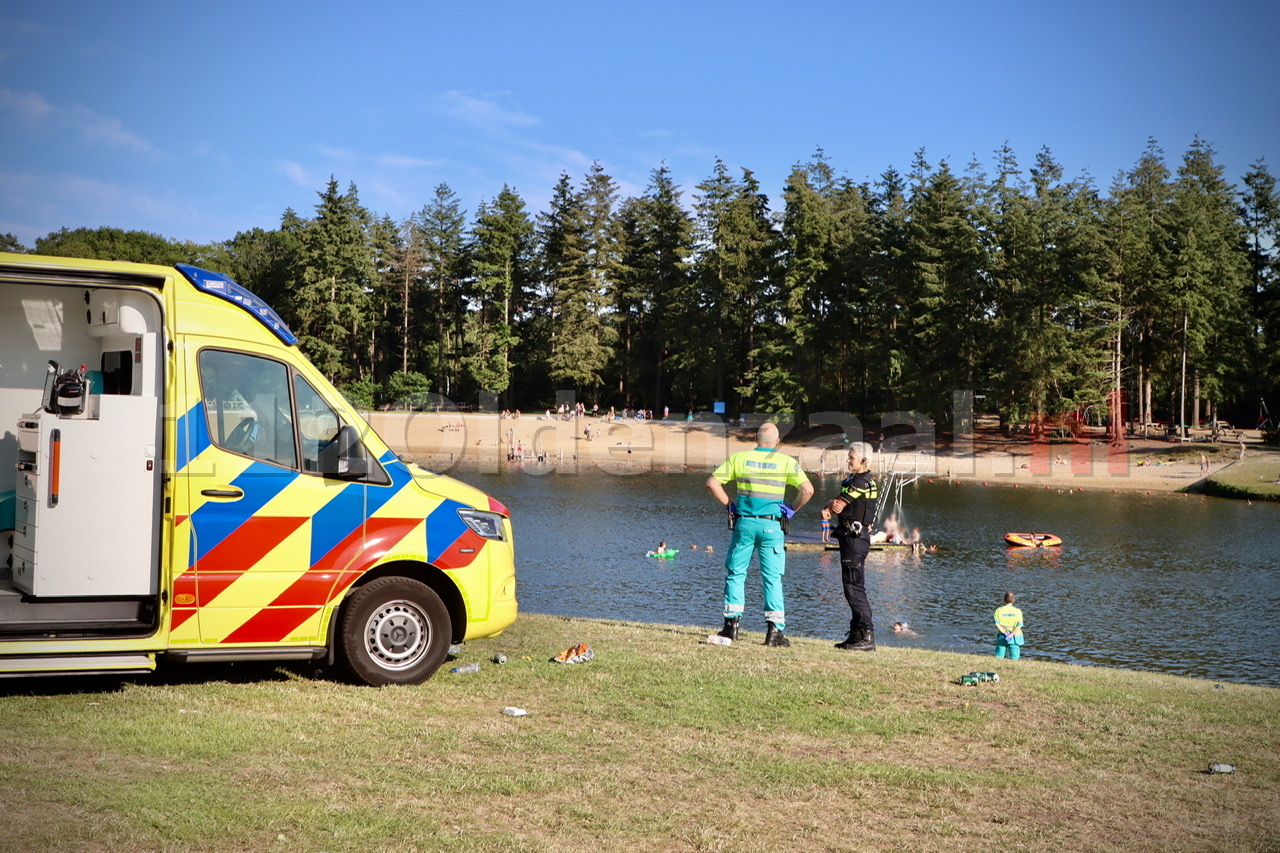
1004, 532, 1062, 548
870, 541, 914, 551
786, 538, 915, 552
784, 533, 838, 551
785, 540, 840, 551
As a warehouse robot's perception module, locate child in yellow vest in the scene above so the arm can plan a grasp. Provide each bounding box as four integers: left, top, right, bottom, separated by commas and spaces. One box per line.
994, 592, 1024, 659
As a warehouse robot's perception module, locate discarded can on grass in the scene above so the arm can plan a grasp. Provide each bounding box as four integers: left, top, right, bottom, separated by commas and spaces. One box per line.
492, 653, 508, 665
706, 634, 732, 646
450, 663, 480, 674
987, 672, 1000, 682
960, 675, 978, 686
1208, 763, 1235, 774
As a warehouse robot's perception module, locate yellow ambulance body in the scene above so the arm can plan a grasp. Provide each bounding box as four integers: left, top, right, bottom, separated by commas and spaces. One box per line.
0, 253, 517, 685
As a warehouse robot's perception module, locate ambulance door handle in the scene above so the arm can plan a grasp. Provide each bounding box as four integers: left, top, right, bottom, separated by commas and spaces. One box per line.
49, 428, 62, 507
201, 487, 244, 499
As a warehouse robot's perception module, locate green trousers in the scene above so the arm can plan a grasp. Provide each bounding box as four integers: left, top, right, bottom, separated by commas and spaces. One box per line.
995, 637, 1022, 659
723, 515, 787, 631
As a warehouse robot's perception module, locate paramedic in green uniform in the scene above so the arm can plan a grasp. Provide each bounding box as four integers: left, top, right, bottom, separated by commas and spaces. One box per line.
706, 422, 814, 647
994, 592, 1025, 659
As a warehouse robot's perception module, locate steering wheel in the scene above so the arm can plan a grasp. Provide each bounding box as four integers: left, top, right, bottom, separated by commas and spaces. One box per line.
225, 416, 256, 454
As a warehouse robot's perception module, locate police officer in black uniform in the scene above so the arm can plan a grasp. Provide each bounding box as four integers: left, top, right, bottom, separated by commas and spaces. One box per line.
830, 442, 878, 651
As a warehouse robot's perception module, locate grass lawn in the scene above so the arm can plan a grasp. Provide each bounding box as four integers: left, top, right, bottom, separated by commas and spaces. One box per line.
1205, 451, 1280, 500
2, 613, 1277, 852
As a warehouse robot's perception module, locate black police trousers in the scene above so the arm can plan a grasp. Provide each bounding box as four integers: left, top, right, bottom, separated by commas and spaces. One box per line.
835, 532, 874, 631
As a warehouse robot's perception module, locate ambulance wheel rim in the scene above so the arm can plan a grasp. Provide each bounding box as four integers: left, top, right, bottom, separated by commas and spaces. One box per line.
365, 600, 429, 670
339, 576, 451, 686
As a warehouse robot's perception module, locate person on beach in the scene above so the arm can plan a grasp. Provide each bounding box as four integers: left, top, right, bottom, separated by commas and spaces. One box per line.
829, 442, 879, 651
994, 592, 1025, 659
706, 422, 813, 647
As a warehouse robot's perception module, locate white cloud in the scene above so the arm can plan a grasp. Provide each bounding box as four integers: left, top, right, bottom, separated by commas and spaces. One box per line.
279, 161, 310, 186
67, 103, 152, 153
0, 88, 52, 120
316, 146, 441, 171
368, 178, 410, 211
376, 153, 441, 170
439, 90, 538, 131
316, 145, 359, 164
0, 88, 154, 154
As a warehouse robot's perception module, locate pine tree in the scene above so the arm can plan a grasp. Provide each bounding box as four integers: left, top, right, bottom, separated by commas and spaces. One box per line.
822, 176, 877, 413
902, 156, 987, 425
1240, 160, 1279, 410
869, 166, 912, 412
365, 213, 404, 386
983, 146, 1110, 430
695, 166, 780, 415
1166, 138, 1251, 430
538, 170, 615, 396
463, 185, 534, 404
777, 156, 835, 420
414, 184, 468, 398
1108, 139, 1173, 426
289, 179, 376, 382
676, 159, 738, 411
615, 165, 693, 411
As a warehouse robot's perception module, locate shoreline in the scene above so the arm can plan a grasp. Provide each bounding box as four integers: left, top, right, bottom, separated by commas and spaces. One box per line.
365, 410, 1276, 496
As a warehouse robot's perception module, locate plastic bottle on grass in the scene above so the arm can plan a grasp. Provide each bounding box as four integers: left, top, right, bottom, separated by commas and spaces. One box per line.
450, 663, 480, 674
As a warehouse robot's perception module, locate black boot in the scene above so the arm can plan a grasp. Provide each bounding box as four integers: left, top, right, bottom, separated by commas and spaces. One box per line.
836, 627, 876, 651
718, 616, 740, 641
764, 621, 791, 647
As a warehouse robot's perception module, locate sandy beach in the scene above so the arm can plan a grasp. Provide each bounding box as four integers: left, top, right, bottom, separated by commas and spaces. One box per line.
365, 410, 1269, 494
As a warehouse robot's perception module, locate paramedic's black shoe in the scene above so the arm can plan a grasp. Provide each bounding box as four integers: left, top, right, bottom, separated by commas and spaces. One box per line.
836, 628, 876, 651
718, 616, 740, 641
764, 621, 791, 647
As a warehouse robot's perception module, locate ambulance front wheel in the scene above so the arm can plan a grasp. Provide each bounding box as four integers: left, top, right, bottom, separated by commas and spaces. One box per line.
337, 576, 451, 686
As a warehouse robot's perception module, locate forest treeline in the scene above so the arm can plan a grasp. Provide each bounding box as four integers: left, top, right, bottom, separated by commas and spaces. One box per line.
7, 138, 1279, 435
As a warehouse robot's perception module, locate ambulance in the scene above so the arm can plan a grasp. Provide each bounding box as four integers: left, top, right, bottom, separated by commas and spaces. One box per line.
0, 253, 517, 685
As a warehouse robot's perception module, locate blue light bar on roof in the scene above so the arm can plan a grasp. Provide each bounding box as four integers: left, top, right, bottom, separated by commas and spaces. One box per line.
175, 263, 298, 345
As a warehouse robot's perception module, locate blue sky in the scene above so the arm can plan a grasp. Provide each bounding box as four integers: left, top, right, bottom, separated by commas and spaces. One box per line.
2, 1, 1277, 247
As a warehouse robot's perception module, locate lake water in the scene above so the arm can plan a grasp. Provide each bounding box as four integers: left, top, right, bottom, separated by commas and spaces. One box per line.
445, 466, 1280, 686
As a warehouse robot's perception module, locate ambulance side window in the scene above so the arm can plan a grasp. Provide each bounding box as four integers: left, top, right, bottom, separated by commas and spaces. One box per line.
294, 375, 342, 473
199, 350, 298, 469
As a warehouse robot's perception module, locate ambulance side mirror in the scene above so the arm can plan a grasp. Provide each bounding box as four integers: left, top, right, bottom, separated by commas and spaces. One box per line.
319, 424, 370, 480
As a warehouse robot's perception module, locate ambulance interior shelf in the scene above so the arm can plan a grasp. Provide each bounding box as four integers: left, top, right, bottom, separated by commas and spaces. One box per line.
15, 347, 146, 453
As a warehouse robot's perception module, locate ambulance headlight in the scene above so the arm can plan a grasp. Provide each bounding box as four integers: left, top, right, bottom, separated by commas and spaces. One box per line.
458, 509, 506, 540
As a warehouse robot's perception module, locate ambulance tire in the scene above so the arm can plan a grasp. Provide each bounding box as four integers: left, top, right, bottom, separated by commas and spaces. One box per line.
337, 576, 451, 686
